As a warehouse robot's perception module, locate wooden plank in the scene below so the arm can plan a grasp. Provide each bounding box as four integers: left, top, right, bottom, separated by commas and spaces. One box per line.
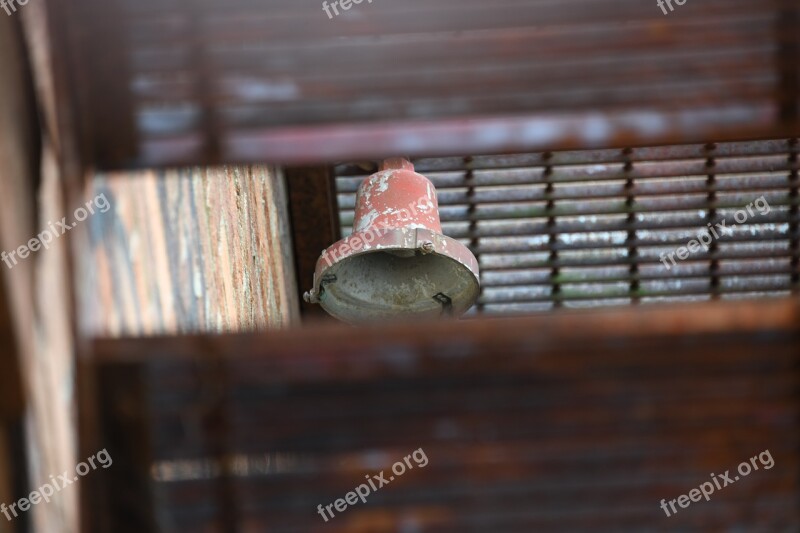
12, 6, 120, 533
0, 13, 73, 533
94, 297, 799, 364
0, 272, 24, 422
54, 0, 800, 168
0, 427, 11, 533
80, 364, 157, 533
77, 164, 301, 531
78, 0, 137, 165
80, 165, 299, 335
84, 298, 800, 531
0, 421, 32, 533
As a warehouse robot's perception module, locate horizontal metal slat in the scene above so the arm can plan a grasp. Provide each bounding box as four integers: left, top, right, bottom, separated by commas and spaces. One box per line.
340, 197, 798, 227
471, 228, 795, 255
333, 139, 796, 175
335, 155, 798, 192
478, 246, 795, 270
337, 174, 794, 208
414, 139, 798, 171
478, 282, 793, 305
434, 209, 799, 239
481, 262, 796, 287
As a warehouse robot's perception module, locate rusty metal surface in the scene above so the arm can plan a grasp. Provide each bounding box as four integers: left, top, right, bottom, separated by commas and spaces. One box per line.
55, 0, 800, 168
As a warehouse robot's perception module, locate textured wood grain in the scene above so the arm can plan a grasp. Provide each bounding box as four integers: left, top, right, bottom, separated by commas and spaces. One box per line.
81, 165, 299, 336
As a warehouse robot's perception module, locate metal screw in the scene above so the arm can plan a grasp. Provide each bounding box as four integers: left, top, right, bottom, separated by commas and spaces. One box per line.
420, 241, 435, 254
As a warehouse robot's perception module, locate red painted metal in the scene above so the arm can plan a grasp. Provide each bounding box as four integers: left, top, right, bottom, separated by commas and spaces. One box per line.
353, 157, 442, 235
305, 158, 480, 323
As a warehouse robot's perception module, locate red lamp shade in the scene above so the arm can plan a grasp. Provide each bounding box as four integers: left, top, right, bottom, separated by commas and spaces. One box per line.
305, 158, 480, 323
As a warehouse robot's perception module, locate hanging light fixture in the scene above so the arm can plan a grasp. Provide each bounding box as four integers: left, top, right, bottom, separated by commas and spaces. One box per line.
304, 158, 480, 323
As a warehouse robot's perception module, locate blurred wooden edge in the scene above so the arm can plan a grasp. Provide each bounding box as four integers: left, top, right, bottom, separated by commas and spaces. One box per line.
90, 297, 800, 363
78, 296, 800, 533
0, 268, 24, 423
0, 427, 8, 527
0, 14, 35, 533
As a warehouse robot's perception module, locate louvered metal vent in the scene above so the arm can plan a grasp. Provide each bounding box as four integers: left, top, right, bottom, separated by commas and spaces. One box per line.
335, 140, 800, 315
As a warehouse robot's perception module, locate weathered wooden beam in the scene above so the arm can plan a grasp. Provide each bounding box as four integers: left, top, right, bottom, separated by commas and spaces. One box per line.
79, 165, 300, 336
0, 272, 24, 424
79, 364, 157, 533
83, 298, 800, 531
52, 0, 800, 169
7, 7, 101, 533
0, 427, 13, 532
0, 264, 25, 533
0, 420, 33, 533
94, 297, 800, 364
0, 13, 53, 533
74, 165, 301, 533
